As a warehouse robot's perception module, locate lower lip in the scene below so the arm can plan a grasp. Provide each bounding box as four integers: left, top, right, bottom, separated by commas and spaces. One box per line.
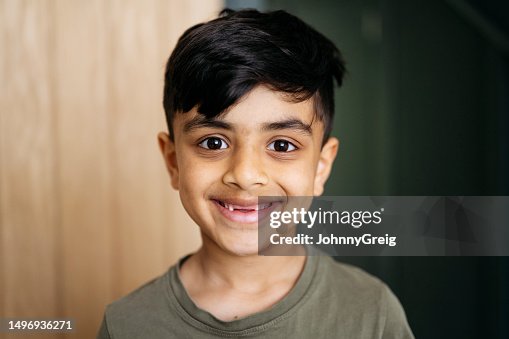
213, 200, 275, 224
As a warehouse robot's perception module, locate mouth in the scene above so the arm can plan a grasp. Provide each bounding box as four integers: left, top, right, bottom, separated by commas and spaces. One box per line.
214, 200, 273, 212
211, 198, 280, 224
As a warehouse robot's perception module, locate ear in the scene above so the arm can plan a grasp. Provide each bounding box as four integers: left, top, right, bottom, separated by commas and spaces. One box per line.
313, 137, 339, 196
157, 132, 179, 190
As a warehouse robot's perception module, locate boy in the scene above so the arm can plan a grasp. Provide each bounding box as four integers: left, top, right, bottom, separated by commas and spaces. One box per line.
98, 9, 414, 338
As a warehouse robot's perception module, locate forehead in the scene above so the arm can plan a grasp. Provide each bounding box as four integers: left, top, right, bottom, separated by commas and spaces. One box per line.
174, 86, 323, 133
218, 86, 314, 122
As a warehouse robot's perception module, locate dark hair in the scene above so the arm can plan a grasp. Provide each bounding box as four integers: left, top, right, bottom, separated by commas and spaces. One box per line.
163, 8, 346, 143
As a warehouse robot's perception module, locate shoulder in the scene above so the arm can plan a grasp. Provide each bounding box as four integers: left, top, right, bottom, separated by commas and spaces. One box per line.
107, 272, 169, 316
316, 256, 400, 308
100, 269, 176, 338
316, 256, 387, 296
310, 256, 414, 338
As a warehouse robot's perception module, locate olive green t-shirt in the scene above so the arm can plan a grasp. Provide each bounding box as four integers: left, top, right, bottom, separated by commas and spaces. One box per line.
97, 255, 414, 338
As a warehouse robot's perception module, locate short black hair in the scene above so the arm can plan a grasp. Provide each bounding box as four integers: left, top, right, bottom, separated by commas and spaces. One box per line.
163, 8, 346, 143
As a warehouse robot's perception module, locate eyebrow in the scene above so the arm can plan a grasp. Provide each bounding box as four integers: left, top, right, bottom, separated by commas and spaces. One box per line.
261, 118, 313, 136
183, 116, 232, 133
182, 116, 313, 136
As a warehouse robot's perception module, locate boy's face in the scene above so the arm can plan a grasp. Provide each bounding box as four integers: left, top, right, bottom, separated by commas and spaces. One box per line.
158, 85, 338, 256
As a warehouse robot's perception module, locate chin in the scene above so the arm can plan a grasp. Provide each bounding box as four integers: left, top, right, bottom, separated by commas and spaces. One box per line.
221, 236, 260, 257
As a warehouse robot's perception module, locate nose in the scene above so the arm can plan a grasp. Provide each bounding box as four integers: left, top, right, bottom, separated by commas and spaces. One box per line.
222, 145, 269, 190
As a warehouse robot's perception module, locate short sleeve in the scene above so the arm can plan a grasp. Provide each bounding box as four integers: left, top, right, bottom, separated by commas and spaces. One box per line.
381, 285, 415, 339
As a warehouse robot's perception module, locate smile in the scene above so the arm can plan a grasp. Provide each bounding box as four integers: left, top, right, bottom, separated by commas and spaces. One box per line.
215, 200, 272, 212
212, 199, 276, 224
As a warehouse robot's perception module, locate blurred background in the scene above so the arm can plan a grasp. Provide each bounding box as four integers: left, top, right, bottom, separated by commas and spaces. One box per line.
2, 0, 508, 338
1, 1, 218, 338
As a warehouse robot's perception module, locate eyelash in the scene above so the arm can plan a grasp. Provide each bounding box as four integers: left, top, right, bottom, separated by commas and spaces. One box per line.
197, 137, 298, 152
197, 137, 229, 150
267, 140, 297, 152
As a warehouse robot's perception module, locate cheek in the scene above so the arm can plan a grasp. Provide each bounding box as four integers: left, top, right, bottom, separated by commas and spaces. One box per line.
273, 159, 317, 195
177, 161, 221, 228
178, 157, 223, 197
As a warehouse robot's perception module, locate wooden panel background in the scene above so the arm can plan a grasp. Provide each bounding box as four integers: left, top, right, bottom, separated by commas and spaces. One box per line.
0, 0, 220, 338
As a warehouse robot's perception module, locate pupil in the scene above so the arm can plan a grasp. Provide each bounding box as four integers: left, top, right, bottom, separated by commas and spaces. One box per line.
207, 138, 221, 149
274, 140, 288, 152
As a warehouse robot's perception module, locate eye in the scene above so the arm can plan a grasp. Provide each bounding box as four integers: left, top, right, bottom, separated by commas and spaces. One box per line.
268, 139, 297, 152
198, 137, 228, 150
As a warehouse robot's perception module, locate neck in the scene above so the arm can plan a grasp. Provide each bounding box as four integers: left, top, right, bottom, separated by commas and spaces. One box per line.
187, 237, 306, 293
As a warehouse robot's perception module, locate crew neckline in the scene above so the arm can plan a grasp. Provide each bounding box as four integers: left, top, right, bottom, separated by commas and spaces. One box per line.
166, 254, 320, 335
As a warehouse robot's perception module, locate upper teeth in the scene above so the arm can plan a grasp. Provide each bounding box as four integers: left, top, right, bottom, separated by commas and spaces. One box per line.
222, 202, 271, 211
